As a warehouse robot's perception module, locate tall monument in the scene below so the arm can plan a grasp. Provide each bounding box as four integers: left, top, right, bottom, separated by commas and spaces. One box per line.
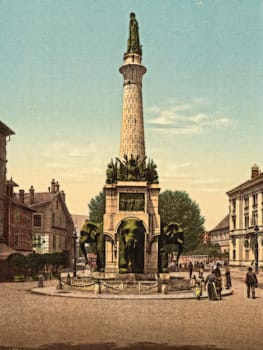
103, 13, 161, 274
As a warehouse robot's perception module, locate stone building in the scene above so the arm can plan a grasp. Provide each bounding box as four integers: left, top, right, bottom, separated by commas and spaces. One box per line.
0, 121, 15, 243
209, 214, 229, 256
22, 179, 74, 263
227, 164, 263, 268
4, 179, 35, 252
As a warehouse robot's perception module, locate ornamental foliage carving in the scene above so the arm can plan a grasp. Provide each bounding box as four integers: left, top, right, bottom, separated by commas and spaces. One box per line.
106, 154, 159, 184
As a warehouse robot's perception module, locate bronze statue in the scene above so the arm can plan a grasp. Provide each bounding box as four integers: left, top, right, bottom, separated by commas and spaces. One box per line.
158, 222, 184, 273
79, 221, 105, 272
126, 12, 142, 56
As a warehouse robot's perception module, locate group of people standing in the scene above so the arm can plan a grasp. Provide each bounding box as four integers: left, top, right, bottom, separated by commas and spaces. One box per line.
190, 261, 259, 301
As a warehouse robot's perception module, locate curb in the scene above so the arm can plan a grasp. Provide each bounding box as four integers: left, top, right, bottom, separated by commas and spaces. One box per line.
31, 287, 233, 300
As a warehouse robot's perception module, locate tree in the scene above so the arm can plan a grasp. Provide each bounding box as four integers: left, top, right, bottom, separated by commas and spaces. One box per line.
7, 253, 27, 274
88, 191, 105, 223
192, 241, 222, 258
159, 190, 205, 252
49, 252, 67, 272
26, 253, 43, 274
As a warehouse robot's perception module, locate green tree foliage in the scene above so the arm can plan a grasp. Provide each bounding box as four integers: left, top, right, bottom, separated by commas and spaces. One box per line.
88, 191, 105, 223
193, 242, 223, 258
26, 253, 43, 274
48, 252, 67, 272
159, 190, 205, 252
7, 253, 27, 273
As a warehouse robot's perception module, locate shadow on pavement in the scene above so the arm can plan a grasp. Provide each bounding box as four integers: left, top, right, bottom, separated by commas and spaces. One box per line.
0, 343, 227, 350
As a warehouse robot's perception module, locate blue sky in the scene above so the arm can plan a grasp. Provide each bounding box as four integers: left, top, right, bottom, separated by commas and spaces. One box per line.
1, 0, 262, 229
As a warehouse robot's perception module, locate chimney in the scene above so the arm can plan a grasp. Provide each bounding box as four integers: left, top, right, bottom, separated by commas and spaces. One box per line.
29, 186, 35, 204
51, 179, 56, 193
55, 181, 60, 192
19, 189, 25, 203
251, 164, 260, 179
61, 190, 65, 202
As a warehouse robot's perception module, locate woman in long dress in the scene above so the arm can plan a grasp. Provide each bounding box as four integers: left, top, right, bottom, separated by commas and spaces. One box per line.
205, 270, 219, 300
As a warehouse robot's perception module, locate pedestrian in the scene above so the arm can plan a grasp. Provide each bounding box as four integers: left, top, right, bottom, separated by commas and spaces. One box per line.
205, 269, 218, 300
199, 262, 204, 279
193, 275, 203, 300
213, 263, 222, 299
225, 265, 232, 289
188, 261, 193, 279
245, 267, 258, 299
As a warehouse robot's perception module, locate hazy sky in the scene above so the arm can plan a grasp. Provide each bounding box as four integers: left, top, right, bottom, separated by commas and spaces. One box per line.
1, 0, 262, 230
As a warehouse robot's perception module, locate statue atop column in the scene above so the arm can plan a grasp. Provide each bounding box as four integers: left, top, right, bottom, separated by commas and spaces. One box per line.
126, 12, 142, 56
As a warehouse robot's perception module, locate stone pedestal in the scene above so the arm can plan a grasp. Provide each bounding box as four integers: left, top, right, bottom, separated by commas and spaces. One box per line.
103, 181, 160, 273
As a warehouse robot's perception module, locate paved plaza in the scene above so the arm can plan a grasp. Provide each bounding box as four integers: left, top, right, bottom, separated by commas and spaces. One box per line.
0, 269, 262, 350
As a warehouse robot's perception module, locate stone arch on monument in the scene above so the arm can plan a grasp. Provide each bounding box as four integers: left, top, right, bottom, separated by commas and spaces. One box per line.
116, 217, 146, 273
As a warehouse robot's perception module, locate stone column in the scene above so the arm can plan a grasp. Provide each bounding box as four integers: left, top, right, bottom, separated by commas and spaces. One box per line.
119, 53, 146, 161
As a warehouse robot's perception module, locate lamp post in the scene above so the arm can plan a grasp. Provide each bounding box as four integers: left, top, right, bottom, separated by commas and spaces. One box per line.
72, 229, 78, 277
254, 225, 259, 274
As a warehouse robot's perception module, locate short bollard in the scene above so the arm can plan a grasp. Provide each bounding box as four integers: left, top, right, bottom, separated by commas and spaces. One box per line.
162, 283, 168, 294
38, 274, 44, 288
94, 282, 101, 295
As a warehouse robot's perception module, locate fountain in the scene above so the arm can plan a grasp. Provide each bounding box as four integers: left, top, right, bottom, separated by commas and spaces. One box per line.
68, 13, 190, 295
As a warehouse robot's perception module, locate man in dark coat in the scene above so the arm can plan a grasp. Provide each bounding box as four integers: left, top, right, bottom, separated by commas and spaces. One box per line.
245, 267, 258, 299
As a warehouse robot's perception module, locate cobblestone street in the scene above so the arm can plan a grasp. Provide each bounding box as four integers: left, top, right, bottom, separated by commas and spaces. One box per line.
0, 269, 262, 350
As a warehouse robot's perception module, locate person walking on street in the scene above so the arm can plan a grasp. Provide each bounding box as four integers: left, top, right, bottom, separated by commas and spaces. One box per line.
245, 267, 258, 299
214, 263, 222, 300
205, 269, 218, 300
225, 265, 232, 289
188, 261, 193, 279
199, 262, 204, 279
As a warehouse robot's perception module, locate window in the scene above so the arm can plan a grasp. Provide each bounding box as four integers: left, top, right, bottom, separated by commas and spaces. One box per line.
244, 214, 249, 228
53, 235, 56, 250
52, 213, 55, 226
232, 199, 236, 212
253, 194, 258, 208
232, 216, 236, 230
15, 208, 20, 222
33, 214, 42, 227
251, 212, 258, 226
233, 250, 236, 260
14, 235, 19, 247
244, 197, 249, 210
245, 250, 249, 261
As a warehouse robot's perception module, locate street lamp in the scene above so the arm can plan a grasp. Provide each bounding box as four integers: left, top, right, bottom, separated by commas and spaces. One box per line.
254, 225, 259, 274
72, 229, 78, 277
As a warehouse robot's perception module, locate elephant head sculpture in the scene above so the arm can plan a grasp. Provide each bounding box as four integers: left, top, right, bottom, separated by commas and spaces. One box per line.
79, 220, 105, 272
118, 218, 145, 273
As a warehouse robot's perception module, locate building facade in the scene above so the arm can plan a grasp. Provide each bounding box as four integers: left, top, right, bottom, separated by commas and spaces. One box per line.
0, 121, 15, 243
227, 164, 263, 268
4, 179, 34, 252
209, 214, 229, 256
22, 179, 74, 263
